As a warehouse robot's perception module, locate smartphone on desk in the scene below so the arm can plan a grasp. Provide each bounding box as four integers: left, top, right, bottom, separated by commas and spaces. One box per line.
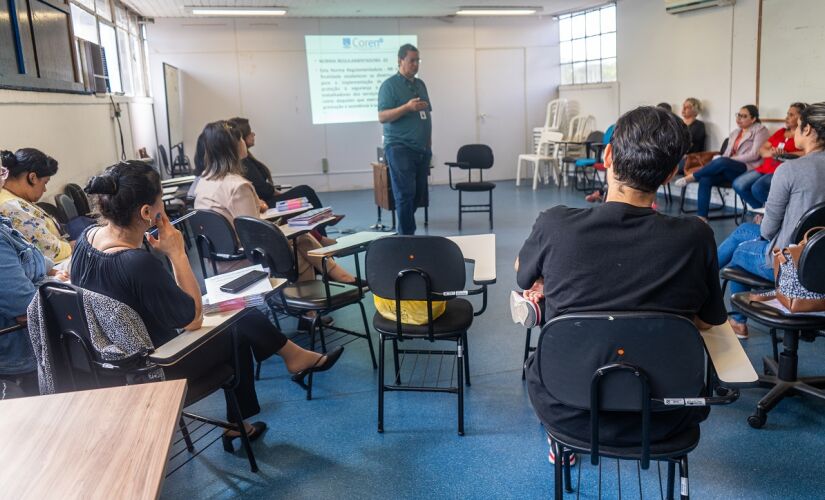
219, 270, 269, 294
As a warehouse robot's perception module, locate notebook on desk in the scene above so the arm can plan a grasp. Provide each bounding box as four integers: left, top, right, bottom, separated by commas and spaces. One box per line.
203, 265, 272, 314
287, 207, 333, 227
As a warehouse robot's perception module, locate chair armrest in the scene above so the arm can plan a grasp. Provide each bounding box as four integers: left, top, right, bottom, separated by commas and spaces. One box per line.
96, 350, 158, 375
445, 161, 470, 168
433, 285, 489, 316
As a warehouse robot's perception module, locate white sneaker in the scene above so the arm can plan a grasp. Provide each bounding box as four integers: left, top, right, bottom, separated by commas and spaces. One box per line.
674, 176, 690, 188
510, 291, 541, 328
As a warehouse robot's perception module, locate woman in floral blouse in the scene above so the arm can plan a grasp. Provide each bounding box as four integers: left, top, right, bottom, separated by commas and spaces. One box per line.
0, 148, 72, 264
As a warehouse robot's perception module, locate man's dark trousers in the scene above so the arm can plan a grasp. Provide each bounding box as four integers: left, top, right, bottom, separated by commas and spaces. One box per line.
385, 144, 431, 235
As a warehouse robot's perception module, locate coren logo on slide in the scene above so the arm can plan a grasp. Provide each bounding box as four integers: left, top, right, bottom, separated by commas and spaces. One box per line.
342, 37, 384, 49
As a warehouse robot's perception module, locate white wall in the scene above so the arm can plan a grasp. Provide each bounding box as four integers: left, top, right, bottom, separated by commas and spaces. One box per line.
0, 90, 157, 193
617, 0, 760, 150
147, 16, 559, 191
559, 0, 760, 150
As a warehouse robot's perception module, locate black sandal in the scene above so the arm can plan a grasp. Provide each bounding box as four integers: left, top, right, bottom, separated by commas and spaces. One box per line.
222, 421, 267, 452
290, 346, 345, 399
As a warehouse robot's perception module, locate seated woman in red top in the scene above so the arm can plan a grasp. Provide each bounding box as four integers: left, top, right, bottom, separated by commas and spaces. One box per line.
733, 102, 807, 210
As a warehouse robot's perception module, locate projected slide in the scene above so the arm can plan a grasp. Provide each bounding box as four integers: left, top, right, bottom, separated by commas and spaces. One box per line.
305, 35, 418, 125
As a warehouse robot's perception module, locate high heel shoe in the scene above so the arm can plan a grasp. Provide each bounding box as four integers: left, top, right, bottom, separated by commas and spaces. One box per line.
222, 421, 267, 453
290, 346, 345, 396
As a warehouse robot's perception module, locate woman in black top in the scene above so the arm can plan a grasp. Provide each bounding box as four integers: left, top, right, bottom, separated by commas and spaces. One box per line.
72, 161, 343, 450
681, 98, 707, 154
228, 117, 324, 210
675, 98, 707, 175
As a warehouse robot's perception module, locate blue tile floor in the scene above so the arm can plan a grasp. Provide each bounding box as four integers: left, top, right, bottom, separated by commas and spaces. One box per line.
162, 182, 825, 499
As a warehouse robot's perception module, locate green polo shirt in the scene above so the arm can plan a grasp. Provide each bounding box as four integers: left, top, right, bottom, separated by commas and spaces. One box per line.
377, 72, 432, 153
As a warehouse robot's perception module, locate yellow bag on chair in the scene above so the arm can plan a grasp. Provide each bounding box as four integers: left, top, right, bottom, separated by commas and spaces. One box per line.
373, 296, 446, 326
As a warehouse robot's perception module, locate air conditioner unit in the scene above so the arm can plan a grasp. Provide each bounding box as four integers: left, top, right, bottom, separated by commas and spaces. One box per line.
77, 40, 110, 93
665, 0, 735, 14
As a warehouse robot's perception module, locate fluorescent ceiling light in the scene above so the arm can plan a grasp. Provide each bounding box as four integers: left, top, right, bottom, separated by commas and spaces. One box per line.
190, 7, 287, 16
456, 7, 539, 16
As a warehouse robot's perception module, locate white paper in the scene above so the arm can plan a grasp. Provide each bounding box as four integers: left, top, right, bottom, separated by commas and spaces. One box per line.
761, 297, 825, 317
204, 265, 272, 305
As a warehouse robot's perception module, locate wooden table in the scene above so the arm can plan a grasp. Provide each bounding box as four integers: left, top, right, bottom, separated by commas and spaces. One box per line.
700, 322, 758, 384
446, 234, 497, 285
161, 175, 196, 188
0, 380, 187, 500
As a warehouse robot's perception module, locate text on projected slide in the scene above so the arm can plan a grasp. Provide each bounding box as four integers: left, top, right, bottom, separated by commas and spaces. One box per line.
305, 35, 418, 125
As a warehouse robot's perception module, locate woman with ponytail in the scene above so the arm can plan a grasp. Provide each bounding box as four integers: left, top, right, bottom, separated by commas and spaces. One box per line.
0, 148, 72, 263
72, 160, 344, 450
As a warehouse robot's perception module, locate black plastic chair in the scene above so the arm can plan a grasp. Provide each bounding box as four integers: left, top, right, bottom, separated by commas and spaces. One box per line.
366, 236, 487, 435
730, 228, 825, 429
37, 281, 260, 472
721, 202, 825, 362
35, 201, 64, 224
446, 144, 495, 231
562, 130, 603, 191
64, 183, 92, 217
54, 193, 79, 222
234, 216, 376, 398
678, 138, 746, 223
535, 312, 739, 499
188, 210, 246, 278
158, 144, 171, 177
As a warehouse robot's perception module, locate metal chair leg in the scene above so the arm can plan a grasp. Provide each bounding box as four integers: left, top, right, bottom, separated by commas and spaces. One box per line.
226, 389, 258, 472
522, 327, 533, 380
667, 461, 676, 500
318, 320, 328, 354
358, 301, 378, 369
255, 361, 262, 381
179, 417, 194, 452
378, 335, 385, 433
458, 190, 463, 230
680, 455, 690, 500
552, 440, 563, 500
489, 190, 493, 231
462, 331, 470, 386
457, 336, 465, 436
392, 338, 401, 384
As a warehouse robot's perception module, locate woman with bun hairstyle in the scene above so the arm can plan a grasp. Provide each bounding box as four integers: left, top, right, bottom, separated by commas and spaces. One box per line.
0, 149, 72, 263
72, 160, 344, 450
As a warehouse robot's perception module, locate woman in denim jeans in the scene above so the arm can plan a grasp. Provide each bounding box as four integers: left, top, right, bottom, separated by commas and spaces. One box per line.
0, 164, 49, 394
718, 103, 825, 339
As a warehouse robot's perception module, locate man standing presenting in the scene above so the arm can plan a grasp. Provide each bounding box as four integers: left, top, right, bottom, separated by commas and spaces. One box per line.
378, 44, 432, 235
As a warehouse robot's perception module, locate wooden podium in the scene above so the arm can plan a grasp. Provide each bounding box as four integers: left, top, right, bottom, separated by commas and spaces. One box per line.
371, 162, 429, 230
